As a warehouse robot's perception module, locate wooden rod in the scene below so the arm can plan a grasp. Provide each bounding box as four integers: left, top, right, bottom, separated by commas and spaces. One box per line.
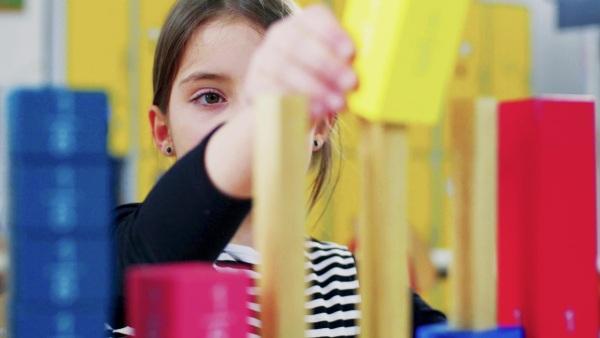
254, 95, 308, 338
358, 119, 410, 337
470, 98, 498, 329
449, 98, 498, 330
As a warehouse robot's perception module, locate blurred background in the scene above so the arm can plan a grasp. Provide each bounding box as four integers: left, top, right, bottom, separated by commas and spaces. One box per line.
0, 0, 598, 322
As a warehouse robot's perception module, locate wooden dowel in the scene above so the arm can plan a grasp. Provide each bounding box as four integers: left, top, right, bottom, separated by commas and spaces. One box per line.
470, 98, 498, 329
254, 95, 308, 338
449, 98, 498, 330
358, 119, 410, 337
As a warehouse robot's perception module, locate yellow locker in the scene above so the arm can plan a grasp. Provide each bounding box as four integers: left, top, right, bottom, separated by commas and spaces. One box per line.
66, 0, 130, 157
453, 3, 531, 99
489, 4, 531, 101
330, 114, 361, 246
427, 2, 531, 313
448, 1, 483, 99
136, 0, 177, 200
306, 113, 360, 246
448, 2, 531, 100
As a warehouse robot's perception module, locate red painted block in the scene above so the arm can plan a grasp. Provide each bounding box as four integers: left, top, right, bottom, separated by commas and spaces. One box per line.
498, 98, 598, 337
127, 263, 252, 337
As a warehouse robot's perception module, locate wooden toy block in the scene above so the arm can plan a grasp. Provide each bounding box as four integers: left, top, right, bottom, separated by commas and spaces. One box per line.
417, 323, 524, 338
357, 120, 411, 337
253, 95, 308, 338
448, 98, 498, 330
127, 263, 251, 338
343, 0, 470, 125
498, 97, 598, 337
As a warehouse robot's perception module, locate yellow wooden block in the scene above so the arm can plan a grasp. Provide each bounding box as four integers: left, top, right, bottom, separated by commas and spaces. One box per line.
343, 0, 470, 125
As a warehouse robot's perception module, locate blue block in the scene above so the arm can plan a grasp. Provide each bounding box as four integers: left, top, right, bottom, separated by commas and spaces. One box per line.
11, 237, 112, 304
10, 302, 109, 338
10, 162, 112, 235
417, 323, 525, 338
7, 87, 108, 158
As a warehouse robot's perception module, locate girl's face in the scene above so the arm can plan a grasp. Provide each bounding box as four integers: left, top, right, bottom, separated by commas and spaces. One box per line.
151, 18, 264, 158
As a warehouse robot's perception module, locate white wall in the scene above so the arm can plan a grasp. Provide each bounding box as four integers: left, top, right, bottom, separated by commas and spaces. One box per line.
0, 0, 47, 86
0, 0, 51, 233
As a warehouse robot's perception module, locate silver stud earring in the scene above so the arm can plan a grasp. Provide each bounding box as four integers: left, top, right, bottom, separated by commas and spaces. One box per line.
166, 146, 173, 155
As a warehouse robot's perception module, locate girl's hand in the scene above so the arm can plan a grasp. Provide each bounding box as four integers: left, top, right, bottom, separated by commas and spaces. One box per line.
243, 4, 358, 120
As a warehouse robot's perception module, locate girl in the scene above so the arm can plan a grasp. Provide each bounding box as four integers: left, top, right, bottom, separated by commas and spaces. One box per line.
111, 0, 446, 336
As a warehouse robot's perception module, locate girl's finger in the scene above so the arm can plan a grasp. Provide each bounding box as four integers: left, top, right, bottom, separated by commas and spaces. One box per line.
297, 4, 355, 60
273, 26, 357, 93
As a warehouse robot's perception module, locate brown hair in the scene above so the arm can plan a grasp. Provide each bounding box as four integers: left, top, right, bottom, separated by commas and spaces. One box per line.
152, 0, 337, 211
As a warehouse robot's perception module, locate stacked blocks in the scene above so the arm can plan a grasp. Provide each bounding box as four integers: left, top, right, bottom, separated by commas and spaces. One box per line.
7, 88, 112, 337
498, 98, 598, 337
127, 263, 252, 338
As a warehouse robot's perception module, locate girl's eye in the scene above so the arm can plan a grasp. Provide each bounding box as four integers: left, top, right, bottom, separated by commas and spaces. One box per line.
203, 93, 222, 104
193, 92, 225, 105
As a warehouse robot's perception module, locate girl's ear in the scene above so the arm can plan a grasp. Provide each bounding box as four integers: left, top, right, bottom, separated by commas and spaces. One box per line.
149, 105, 175, 156
312, 114, 335, 151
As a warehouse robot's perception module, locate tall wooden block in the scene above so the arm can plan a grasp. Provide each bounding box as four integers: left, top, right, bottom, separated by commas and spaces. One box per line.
498, 97, 598, 337
254, 96, 308, 338
448, 98, 499, 330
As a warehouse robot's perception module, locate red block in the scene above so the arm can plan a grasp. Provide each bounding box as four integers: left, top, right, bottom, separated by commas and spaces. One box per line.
498, 98, 598, 337
127, 263, 252, 337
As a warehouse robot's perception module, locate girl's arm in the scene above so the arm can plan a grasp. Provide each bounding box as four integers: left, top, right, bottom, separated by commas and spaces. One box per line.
112, 125, 252, 328
114, 125, 251, 265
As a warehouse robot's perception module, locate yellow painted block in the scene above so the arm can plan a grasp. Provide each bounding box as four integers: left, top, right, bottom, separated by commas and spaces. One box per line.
343, 0, 470, 125
67, 0, 130, 156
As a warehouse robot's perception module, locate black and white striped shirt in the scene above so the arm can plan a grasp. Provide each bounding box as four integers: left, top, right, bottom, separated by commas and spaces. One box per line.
215, 238, 361, 337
